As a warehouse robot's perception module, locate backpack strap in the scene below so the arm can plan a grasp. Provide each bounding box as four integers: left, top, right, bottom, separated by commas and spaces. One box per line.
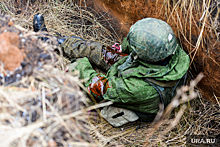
144, 73, 187, 105
144, 78, 178, 87
135, 73, 187, 122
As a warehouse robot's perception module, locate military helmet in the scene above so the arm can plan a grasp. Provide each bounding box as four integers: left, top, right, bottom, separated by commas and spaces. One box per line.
127, 18, 178, 62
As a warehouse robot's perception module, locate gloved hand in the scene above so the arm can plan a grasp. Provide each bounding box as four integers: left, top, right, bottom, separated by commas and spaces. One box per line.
100, 106, 139, 127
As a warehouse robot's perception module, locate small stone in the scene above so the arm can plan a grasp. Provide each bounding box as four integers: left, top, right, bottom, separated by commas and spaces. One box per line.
16, 74, 21, 78
172, 99, 179, 108
19, 65, 22, 70
22, 38, 26, 42
8, 21, 13, 26
48, 139, 57, 147
38, 62, 42, 66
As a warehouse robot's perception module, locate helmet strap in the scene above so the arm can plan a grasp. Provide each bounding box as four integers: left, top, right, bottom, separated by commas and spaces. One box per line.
172, 44, 178, 55
117, 51, 138, 77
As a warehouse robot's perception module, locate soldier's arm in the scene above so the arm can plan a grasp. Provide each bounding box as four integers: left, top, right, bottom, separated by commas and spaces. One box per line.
60, 37, 126, 72
69, 57, 127, 102
70, 57, 109, 101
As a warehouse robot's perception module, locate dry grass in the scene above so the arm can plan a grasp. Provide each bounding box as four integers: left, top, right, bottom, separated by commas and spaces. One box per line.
89, 73, 220, 146
0, 13, 102, 146
162, 0, 220, 71
0, 0, 120, 46
0, 0, 220, 147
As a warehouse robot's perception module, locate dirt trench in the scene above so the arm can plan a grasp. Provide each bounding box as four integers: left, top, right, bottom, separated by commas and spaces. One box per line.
83, 0, 167, 39
81, 0, 220, 103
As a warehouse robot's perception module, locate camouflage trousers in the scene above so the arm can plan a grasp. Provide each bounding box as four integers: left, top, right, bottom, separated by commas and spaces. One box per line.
60, 37, 123, 72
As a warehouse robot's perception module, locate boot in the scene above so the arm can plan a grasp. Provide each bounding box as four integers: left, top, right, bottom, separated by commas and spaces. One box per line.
33, 13, 48, 42
33, 13, 47, 32
33, 13, 84, 45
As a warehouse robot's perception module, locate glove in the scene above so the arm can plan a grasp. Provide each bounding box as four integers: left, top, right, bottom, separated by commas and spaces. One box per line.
100, 106, 139, 127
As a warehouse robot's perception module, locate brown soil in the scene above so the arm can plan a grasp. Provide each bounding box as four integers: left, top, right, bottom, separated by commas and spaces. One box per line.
83, 0, 167, 39
0, 32, 25, 73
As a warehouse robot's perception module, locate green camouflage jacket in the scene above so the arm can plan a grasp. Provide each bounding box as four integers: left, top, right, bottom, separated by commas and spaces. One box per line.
69, 40, 190, 117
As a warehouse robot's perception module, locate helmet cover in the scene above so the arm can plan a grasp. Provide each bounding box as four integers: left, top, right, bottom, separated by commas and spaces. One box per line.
127, 18, 178, 62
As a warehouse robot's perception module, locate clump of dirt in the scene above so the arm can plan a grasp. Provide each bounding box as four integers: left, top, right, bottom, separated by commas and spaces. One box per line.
0, 32, 25, 73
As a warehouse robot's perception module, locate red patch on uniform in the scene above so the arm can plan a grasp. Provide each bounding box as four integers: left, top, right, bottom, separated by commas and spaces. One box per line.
102, 46, 128, 66
88, 75, 112, 98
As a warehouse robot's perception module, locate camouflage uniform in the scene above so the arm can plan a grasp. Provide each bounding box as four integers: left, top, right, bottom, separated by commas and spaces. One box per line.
64, 18, 190, 121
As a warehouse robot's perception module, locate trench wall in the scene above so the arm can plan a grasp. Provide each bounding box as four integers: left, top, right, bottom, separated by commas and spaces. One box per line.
82, 0, 220, 103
